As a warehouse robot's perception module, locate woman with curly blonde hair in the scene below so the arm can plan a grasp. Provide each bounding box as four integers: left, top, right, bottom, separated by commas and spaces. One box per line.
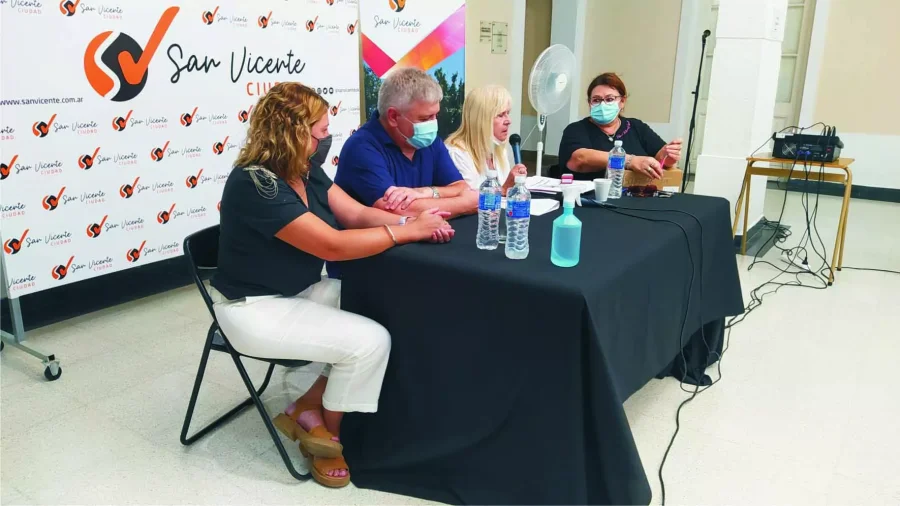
211, 82, 454, 488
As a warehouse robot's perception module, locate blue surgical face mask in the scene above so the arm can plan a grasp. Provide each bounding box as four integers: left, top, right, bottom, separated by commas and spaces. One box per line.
590, 101, 620, 125
400, 115, 438, 149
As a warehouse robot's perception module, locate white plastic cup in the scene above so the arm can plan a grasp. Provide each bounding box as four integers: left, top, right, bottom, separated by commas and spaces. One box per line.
593, 178, 612, 202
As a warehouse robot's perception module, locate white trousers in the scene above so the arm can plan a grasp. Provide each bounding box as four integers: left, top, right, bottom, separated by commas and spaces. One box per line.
211, 278, 391, 413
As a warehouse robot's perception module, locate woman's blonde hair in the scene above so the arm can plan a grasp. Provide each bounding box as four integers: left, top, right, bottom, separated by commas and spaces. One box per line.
446, 85, 512, 176
234, 82, 328, 182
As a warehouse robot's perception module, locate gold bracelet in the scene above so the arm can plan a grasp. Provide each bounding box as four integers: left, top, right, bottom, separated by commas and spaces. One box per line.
384, 224, 398, 245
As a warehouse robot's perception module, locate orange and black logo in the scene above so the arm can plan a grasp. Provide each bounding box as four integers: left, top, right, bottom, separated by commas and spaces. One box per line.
330, 101, 342, 116
306, 15, 318, 32
120, 176, 140, 199
32, 114, 57, 138
389, 0, 407, 13
42, 187, 66, 211
3, 229, 29, 255
258, 11, 272, 28
52, 256, 76, 280
78, 147, 101, 169
202, 6, 219, 25
86, 215, 108, 238
347, 21, 358, 34
126, 241, 146, 263
212, 136, 229, 155
180, 107, 198, 127
326, 0, 334, 5
150, 141, 170, 161
1, 154, 18, 180
237, 105, 253, 123
332, 155, 340, 166
60, 0, 81, 16
186, 169, 204, 189
84, 6, 179, 102
157, 203, 176, 224
112, 110, 133, 131
157, 204, 176, 224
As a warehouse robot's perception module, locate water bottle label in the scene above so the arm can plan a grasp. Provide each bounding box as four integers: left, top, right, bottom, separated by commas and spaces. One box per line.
479, 194, 500, 211
507, 201, 530, 219
608, 156, 625, 170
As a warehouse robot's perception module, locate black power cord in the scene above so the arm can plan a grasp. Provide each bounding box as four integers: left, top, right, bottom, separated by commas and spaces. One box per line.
840, 267, 900, 275
596, 202, 712, 506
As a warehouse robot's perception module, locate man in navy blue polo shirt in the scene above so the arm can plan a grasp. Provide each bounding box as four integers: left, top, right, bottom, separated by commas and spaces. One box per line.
335, 67, 478, 218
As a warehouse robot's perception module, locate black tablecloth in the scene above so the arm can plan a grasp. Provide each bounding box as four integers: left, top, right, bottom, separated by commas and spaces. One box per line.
339, 194, 744, 505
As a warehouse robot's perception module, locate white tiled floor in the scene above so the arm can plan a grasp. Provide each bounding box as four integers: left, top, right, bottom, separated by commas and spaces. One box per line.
2, 189, 899, 505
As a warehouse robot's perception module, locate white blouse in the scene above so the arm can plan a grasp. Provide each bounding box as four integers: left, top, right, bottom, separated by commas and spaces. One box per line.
446, 144, 511, 190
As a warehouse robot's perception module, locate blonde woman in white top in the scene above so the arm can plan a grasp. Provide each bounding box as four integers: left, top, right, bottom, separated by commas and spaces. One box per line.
446, 85, 528, 196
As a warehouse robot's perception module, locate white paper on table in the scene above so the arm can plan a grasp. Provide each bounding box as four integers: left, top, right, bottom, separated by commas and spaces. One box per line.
526, 177, 593, 195
530, 199, 560, 216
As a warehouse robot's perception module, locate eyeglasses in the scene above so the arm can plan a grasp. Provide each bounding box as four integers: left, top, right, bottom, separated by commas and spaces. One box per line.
590, 96, 622, 106
624, 185, 658, 198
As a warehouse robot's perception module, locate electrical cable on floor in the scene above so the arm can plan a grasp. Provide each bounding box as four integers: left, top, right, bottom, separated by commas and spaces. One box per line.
617, 126, 892, 503
839, 267, 900, 275
597, 203, 712, 506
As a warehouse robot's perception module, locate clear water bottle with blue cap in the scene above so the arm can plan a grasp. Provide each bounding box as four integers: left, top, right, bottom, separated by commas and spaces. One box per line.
504, 175, 530, 259
476, 169, 502, 250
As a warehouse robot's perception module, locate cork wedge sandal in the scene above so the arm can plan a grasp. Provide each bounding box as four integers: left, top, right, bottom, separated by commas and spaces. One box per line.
273, 401, 343, 459
300, 445, 351, 489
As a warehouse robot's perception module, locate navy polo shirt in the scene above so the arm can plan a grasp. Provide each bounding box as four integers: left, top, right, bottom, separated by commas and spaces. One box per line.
335, 112, 463, 206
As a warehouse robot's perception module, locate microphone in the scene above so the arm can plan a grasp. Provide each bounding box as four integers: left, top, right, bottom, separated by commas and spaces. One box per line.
702, 29, 711, 41
509, 133, 522, 165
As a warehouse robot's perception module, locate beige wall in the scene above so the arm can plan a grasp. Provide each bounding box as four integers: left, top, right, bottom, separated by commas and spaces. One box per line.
812, 0, 900, 135
579, 0, 682, 122
464, 0, 516, 92
521, 0, 553, 116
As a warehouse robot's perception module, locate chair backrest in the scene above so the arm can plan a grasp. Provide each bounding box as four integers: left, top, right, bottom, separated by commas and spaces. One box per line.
183, 225, 220, 319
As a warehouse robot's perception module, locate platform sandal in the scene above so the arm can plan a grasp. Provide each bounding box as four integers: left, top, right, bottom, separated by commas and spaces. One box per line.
300, 445, 351, 488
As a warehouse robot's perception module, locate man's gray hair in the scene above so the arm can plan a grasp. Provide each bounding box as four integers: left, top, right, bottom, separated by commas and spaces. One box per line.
377, 67, 444, 116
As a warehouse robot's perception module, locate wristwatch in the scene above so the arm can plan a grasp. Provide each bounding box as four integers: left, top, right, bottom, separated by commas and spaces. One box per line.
431, 186, 440, 199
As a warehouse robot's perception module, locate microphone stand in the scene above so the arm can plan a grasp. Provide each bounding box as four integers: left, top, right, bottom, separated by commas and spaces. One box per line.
681, 31, 711, 193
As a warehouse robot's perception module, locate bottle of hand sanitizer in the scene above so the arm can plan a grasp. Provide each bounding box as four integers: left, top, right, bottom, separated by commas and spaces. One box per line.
551, 190, 582, 267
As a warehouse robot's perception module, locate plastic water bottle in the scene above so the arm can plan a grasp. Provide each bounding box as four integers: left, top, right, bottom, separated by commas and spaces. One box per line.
505, 175, 531, 260
608, 140, 626, 199
476, 170, 502, 250
550, 193, 582, 267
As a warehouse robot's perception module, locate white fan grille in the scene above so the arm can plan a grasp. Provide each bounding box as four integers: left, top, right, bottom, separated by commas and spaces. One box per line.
528, 44, 577, 116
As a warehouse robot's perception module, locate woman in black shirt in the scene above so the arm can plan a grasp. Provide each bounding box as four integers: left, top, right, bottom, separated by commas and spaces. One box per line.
211, 83, 453, 488
558, 72, 683, 181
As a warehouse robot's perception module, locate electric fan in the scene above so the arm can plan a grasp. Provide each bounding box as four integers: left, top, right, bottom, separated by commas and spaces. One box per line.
528, 44, 577, 176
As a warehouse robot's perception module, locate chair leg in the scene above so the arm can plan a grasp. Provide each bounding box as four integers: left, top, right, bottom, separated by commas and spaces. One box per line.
180, 328, 275, 446
228, 351, 310, 481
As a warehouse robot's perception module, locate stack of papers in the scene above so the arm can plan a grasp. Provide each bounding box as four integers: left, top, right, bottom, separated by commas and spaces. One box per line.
526, 177, 593, 195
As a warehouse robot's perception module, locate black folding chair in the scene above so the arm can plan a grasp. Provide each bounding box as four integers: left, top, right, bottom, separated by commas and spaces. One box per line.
181, 225, 311, 480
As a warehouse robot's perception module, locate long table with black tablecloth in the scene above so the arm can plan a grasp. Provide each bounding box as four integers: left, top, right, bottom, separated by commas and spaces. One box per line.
338, 194, 744, 505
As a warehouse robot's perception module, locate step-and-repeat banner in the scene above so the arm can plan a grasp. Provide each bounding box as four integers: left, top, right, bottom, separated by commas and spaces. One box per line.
361, 0, 465, 138
0, 0, 361, 297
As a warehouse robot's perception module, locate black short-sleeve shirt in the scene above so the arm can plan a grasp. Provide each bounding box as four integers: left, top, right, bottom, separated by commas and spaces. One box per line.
557, 117, 667, 181
211, 163, 339, 300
